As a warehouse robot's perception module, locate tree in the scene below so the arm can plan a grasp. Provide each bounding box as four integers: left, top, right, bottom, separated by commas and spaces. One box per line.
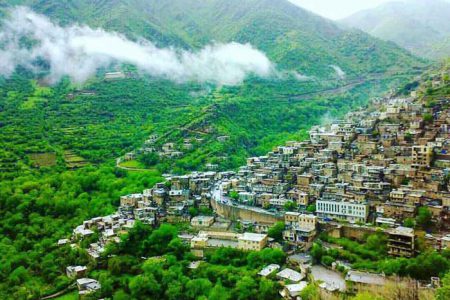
423, 113, 433, 124
247, 248, 286, 268
306, 204, 316, 213
188, 207, 198, 217
113, 290, 130, 300
406, 252, 450, 280
365, 233, 387, 255
165, 281, 184, 300
300, 283, 320, 300
229, 190, 239, 201
186, 278, 213, 299
416, 207, 432, 229
404, 132, 413, 143
321, 255, 335, 266
143, 224, 178, 255
208, 247, 245, 266
310, 243, 324, 264
233, 276, 257, 300
140, 152, 159, 167
258, 278, 279, 300
209, 280, 230, 300
167, 238, 188, 259
129, 274, 161, 299
403, 218, 415, 228
268, 222, 285, 242
284, 200, 298, 212
437, 272, 450, 300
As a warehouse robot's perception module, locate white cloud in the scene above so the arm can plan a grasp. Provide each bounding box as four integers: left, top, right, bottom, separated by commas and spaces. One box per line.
330, 65, 346, 79
0, 7, 278, 85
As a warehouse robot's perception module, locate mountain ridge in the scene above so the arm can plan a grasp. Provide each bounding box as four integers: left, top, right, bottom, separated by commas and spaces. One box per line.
341, 0, 450, 60
2, 0, 426, 79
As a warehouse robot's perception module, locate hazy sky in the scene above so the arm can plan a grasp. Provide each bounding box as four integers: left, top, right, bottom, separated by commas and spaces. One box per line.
288, 0, 396, 20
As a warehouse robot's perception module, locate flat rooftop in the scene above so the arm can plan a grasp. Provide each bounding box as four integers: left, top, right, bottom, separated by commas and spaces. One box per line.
239, 232, 267, 242
389, 226, 414, 237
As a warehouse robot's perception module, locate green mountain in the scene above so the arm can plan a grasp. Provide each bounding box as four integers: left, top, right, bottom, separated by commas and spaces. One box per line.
0, 1, 431, 299
341, 0, 450, 60
4, 0, 424, 78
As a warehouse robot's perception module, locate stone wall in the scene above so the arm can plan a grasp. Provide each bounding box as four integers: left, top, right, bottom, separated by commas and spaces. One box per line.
211, 198, 282, 224
320, 222, 386, 241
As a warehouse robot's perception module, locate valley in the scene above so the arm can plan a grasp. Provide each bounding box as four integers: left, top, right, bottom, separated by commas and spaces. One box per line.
0, 1, 448, 299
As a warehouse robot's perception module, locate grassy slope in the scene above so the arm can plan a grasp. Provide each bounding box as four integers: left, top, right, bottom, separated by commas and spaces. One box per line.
341, 0, 450, 60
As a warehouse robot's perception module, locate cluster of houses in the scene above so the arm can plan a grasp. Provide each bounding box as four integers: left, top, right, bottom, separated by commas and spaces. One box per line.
121, 118, 232, 170
122, 134, 188, 162
212, 95, 450, 253
63, 91, 450, 298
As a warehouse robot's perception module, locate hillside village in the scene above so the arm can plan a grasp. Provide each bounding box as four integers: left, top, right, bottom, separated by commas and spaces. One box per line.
61, 69, 450, 299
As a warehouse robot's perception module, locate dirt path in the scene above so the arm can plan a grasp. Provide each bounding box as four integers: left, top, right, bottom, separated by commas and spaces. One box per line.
40, 283, 76, 300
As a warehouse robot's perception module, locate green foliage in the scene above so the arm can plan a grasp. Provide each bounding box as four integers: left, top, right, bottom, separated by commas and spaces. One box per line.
306, 204, 316, 213
229, 190, 239, 201
0, 1, 431, 297
188, 207, 198, 217
437, 272, 450, 300
321, 255, 335, 266
186, 278, 213, 299
321, 234, 387, 261
139, 152, 159, 167
365, 233, 388, 254
416, 207, 432, 229
284, 200, 298, 212
299, 282, 320, 300
423, 113, 433, 124
351, 292, 383, 300
209, 281, 230, 300
207, 247, 247, 267
233, 276, 257, 300
246, 248, 286, 269
267, 222, 285, 242
403, 218, 416, 228
310, 243, 324, 264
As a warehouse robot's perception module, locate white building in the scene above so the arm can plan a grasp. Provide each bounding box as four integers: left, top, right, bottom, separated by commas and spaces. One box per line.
258, 264, 281, 277
276, 268, 305, 283
317, 199, 369, 223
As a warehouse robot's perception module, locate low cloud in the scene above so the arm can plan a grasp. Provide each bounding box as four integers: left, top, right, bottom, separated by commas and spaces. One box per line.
290, 71, 312, 81
0, 7, 278, 85
319, 112, 337, 126
330, 65, 346, 79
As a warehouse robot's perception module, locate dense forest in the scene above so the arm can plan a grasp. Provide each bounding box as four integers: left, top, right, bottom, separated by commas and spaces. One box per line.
0, 67, 416, 300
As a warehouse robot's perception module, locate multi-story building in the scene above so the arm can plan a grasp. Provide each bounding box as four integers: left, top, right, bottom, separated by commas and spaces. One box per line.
387, 226, 415, 257
412, 145, 433, 168
316, 199, 369, 223
238, 233, 268, 251
283, 212, 317, 244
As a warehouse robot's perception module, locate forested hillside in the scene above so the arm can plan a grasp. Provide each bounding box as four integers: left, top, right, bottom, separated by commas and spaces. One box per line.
0, 1, 431, 299
3, 0, 425, 77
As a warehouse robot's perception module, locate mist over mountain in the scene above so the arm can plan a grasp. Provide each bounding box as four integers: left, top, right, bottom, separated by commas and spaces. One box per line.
1, 0, 424, 80
341, 0, 450, 60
